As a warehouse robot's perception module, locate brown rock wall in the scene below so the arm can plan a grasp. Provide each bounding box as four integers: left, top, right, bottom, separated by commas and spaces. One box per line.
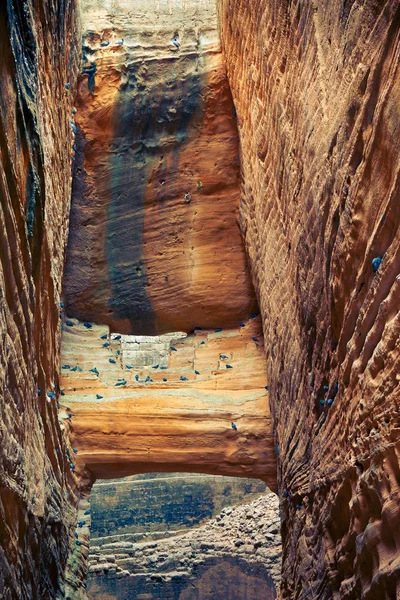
63, 0, 257, 335
218, 1, 400, 599
0, 1, 81, 598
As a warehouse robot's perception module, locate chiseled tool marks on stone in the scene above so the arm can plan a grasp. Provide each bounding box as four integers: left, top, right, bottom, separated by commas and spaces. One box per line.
59, 317, 276, 487
219, 1, 400, 598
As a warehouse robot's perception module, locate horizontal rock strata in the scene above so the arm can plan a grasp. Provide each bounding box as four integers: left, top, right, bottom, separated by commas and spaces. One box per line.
87, 493, 281, 600
59, 317, 276, 487
89, 473, 266, 541
218, 1, 400, 598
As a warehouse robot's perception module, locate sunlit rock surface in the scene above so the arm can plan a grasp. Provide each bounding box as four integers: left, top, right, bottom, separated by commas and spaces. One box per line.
87, 493, 280, 600
59, 317, 276, 487
218, 1, 400, 598
63, 0, 257, 335
0, 1, 81, 598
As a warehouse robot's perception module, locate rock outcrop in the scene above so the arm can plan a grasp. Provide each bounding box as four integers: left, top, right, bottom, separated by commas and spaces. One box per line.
63, 0, 257, 335
89, 473, 266, 541
87, 493, 281, 600
218, 1, 400, 598
59, 316, 276, 486
0, 1, 80, 598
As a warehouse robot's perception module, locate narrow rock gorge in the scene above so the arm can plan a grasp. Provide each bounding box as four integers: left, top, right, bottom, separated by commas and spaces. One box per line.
0, 0, 399, 599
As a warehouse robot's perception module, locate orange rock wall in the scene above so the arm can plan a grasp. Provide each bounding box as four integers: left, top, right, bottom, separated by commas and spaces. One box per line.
59, 317, 276, 488
0, 1, 81, 598
218, 1, 400, 598
63, 0, 257, 335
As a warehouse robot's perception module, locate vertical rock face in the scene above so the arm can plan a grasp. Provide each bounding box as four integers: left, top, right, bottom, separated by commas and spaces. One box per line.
0, 1, 79, 598
218, 1, 400, 599
63, 0, 257, 335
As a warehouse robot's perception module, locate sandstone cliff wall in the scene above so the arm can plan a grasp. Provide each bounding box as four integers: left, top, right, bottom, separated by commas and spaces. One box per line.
218, 1, 400, 598
63, 0, 257, 335
0, 1, 80, 598
59, 316, 276, 486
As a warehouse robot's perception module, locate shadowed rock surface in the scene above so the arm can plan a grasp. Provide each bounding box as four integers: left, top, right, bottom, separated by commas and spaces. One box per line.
87, 493, 280, 600
63, 0, 257, 335
89, 473, 267, 540
219, 1, 400, 598
0, 2, 81, 598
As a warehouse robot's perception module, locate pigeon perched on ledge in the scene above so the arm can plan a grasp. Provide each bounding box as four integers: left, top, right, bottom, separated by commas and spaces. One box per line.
231, 422, 237, 431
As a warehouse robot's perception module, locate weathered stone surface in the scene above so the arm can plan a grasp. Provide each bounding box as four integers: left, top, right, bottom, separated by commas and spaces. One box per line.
218, 1, 400, 598
59, 317, 276, 487
0, 1, 80, 598
63, 0, 257, 335
87, 493, 280, 600
90, 473, 266, 540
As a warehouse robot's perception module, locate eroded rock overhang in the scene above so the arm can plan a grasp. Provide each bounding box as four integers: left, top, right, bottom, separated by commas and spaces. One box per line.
59, 316, 276, 489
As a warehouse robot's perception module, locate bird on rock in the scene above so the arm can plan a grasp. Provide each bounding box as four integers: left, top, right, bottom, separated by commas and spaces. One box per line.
239, 322, 245, 328
252, 337, 258, 342
251, 313, 259, 319
89, 368, 99, 375
114, 335, 121, 340
116, 38, 124, 45
135, 374, 139, 381
171, 37, 180, 48
163, 378, 167, 382
220, 354, 228, 360
66, 321, 74, 327
226, 364, 233, 369
83, 322, 92, 329
47, 391, 56, 400
145, 376, 152, 383
180, 376, 188, 381
126, 365, 133, 369
100, 40, 109, 47
170, 346, 177, 351
109, 358, 116, 364
100, 334, 108, 340
215, 328, 222, 333
231, 422, 237, 431
62, 365, 71, 370
152, 365, 159, 369
96, 394, 103, 399
115, 380, 126, 387
195, 370, 200, 375
103, 342, 110, 348
372, 256, 382, 272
